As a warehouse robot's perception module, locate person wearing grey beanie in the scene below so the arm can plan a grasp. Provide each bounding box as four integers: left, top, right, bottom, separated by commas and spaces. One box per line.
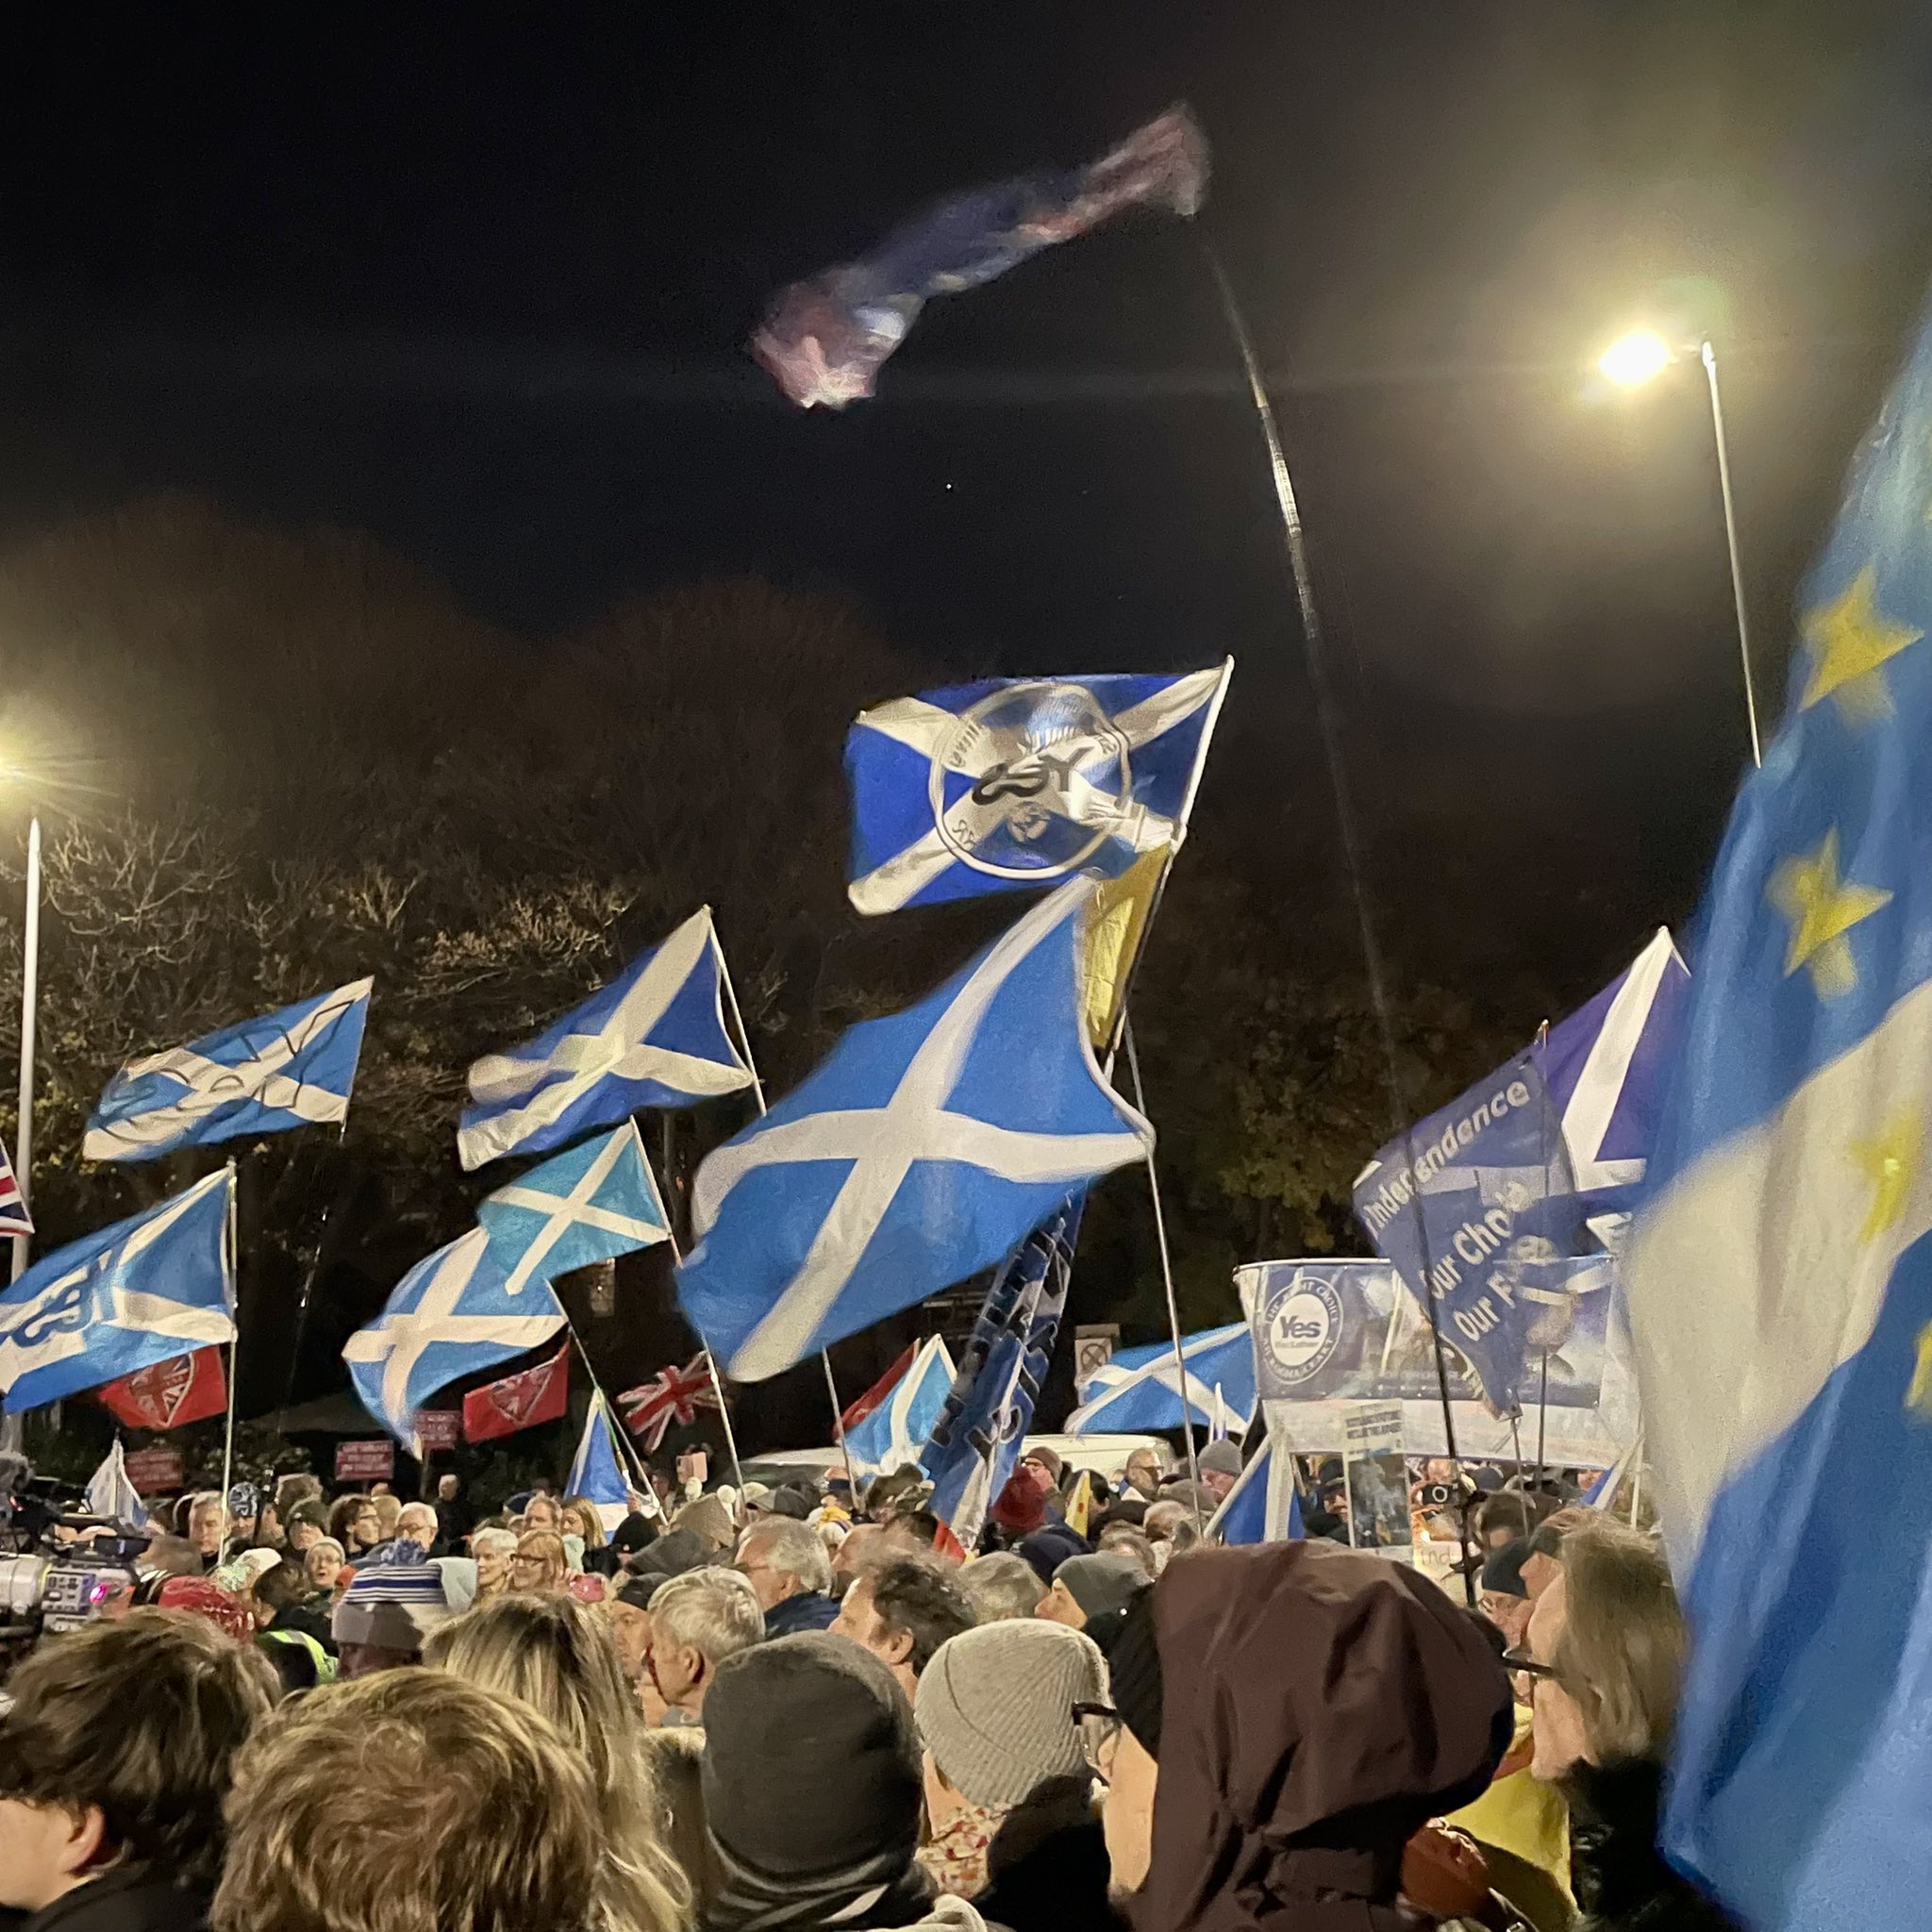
1039, 1552, 1145, 1630
914, 1621, 1115, 1932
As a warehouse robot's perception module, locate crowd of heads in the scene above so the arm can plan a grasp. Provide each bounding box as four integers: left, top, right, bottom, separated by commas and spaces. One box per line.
0, 1438, 1715, 1932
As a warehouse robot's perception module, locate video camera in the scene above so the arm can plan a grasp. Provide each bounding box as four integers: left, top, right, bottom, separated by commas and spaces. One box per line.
0, 1458, 149, 1656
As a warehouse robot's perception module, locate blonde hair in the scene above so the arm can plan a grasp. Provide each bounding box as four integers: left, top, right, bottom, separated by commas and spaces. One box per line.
635, 1729, 710, 1921
372, 1492, 404, 1539
425, 1593, 690, 1932
515, 1529, 571, 1591
211, 1670, 601, 1932
562, 1493, 608, 1551
1552, 1519, 1685, 1762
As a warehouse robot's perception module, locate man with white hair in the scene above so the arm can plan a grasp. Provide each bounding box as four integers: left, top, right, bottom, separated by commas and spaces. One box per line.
645, 1566, 765, 1722
735, 1514, 839, 1635
392, 1501, 444, 1557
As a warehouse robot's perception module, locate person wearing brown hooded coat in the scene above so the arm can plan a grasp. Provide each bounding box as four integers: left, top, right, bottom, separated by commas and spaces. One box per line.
1098, 1541, 1514, 1931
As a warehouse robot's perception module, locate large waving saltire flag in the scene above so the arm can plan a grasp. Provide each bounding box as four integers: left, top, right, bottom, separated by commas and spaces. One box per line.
1624, 292, 1932, 1932
1064, 1321, 1255, 1436
845, 663, 1231, 915
0, 1170, 234, 1412
458, 908, 754, 1171
84, 979, 373, 1162
842, 1334, 958, 1480
752, 105, 1208, 410
475, 1122, 669, 1296
343, 1229, 566, 1443
676, 883, 1146, 1381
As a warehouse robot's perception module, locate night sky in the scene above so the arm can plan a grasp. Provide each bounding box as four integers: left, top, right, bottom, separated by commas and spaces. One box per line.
6, 4, 1932, 996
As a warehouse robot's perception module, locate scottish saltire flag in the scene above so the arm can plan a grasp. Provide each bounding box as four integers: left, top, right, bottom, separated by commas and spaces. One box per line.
476, 1122, 669, 1296
566, 1391, 632, 1533
1582, 1436, 1641, 1511
0, 1170, 234, 1412
0, 1136, 31, 1239
845, 664, 1231, 915
84, 1439, 149, 1530
1624, 294, 1932, 1932
924, 1197, 1081, 1554
458, 908, 754, 1171
677, 882, 1148, 1380
1064, 1320, 1255, 1436
84, 979, 373, 1162
343, 1228, 566, 1443
1208, 1436, 1304, 1546
843, 1335, 958, 1480
752, 106, 1207, 409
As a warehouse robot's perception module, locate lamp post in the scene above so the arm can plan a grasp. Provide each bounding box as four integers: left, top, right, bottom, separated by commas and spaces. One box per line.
1599, 328, 1763, 768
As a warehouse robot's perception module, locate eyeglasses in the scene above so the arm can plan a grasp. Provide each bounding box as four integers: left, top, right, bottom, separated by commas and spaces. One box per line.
1073, 1701, 1122, 1780
1501, 1647, 1562, 1684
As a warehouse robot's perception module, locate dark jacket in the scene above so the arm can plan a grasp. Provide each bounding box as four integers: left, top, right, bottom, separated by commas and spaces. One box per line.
762, 1588, 840, 1637
23, 1874, 209, 1932
265, 1600, 337, 1654
975, 1781, 1118, 1932
1566, 1758, 1740, 1932
620, 1524, 709, 1591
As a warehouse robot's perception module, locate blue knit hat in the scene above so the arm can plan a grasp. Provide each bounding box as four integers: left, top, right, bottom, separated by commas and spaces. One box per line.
330, 1558, 454, 1653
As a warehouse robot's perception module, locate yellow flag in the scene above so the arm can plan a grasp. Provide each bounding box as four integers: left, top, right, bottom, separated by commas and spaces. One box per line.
1064, 1473, 1092, 1539
1079, 847, 1169, 1049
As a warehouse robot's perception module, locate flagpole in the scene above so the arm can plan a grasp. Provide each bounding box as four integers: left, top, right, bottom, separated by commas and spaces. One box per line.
1122, 1017, 1203, 1524
218, 1159, 240, 1528
1204, 240, 1472, 1598
9, 815, 38, 1288
559, 1319, 665, 1521
710, 916, 855, 1451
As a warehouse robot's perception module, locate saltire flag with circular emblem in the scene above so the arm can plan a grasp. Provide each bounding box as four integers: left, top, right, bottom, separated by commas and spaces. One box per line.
844, 662, 1231, 916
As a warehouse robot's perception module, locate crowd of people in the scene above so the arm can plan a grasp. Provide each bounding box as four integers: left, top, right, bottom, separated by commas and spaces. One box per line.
0, 1440, 1736, 1932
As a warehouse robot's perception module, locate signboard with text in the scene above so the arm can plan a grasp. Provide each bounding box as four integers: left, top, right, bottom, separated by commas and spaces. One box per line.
123, 1446, 185, 1494
413, 1410, 460, 1454
334, 1439, 395, 1484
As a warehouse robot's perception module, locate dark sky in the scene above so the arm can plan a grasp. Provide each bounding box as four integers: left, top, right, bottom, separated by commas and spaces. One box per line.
5, 4, 1932, 992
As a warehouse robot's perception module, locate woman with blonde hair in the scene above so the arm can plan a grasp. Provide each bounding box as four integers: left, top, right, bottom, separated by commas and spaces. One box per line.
426, 1591, 691, 1932
564, 1492, 615, 1575
509, 1529, 572, 1596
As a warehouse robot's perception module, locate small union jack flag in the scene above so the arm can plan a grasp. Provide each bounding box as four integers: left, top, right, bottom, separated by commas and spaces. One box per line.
0, 1136, 31, 1241
618, 1352, 722, 1453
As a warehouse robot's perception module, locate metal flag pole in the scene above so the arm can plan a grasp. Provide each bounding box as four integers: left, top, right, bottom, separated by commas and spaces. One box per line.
1509, 1417, 1532, 1537
1123, 1017, 1204, 1523
1203, 239, 1472, 1597
710, 913, 856, 1449
218, 1160, 241, 1526
1700, 339, 1763, 769
1, 817, 40, 1459
559, 1318, 665, 1520
1534, 1352, 1550, 1495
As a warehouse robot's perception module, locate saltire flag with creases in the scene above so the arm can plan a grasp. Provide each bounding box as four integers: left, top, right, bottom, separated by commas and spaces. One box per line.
838, 1342, 918, 1435
85, 979, 373, 1163
752, 105, 1208, 410
567, 1390, 633, 1531
675, 881, 1149, 1381
845, 664, 1230, 916
475, 1121, 669, 1296
842, 1335, 957, 1480
1624, 288, 1932, 1932
1064, 1320, 1255, 1436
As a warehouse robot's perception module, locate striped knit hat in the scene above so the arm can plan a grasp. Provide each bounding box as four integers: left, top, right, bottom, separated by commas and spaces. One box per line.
330, 1558, 454, 1654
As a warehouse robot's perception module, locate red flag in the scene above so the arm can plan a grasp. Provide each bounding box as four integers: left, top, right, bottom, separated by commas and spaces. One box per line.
94, 1348, 227, 1432
462, 1341, 570, 1443
618, 1353, 721, 1454
839, 1343, 917, 1434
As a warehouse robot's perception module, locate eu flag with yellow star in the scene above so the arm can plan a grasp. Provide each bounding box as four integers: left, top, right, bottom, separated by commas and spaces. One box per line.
1624, 301, 1932, 1931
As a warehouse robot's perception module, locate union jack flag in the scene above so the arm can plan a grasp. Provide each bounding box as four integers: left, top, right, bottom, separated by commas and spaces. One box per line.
618, 1352, 722, 1453
0, 1136, 32, 1240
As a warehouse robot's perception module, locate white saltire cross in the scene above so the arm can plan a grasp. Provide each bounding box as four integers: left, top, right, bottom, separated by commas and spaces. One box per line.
84, 980, 373, 1161
1064, 1322, 1253, 1434
459, 909, 749, 1170
695, 880, 1151, 1381
483, 1122, 668, 1296
1559, 927, 1684, 1191
342, 1228, 564, 1432
849, 665, 1228, 914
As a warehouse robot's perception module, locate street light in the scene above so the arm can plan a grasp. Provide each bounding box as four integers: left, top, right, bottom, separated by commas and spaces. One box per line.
1596, 327, 1763, 768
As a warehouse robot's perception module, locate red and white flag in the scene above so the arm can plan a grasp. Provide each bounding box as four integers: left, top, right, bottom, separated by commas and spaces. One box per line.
619, 1352, 721, 1453
94, 1347, 227, 1432
462, 1341, 571, 1443
0, 1136, 32, 1240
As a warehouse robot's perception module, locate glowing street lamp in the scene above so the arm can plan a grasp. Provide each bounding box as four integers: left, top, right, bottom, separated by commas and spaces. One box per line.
1597, 325, 1762, 767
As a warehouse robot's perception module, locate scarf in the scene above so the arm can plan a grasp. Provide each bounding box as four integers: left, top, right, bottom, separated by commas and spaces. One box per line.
917, 1800, 1008, 1900
704, 1833, 937, 1932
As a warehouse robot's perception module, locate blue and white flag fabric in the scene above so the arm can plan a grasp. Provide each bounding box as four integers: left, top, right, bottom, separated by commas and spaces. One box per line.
844, 664, 1232, 915
84, 1439, 150, 1531
458, 908, 754, 1172
1624, 292, 1932, 1932
1581, 1436, 1641, 1511
0, 1170, 234, 1412
84, 979, 373, 1163
476, 1122, 669, 1297
1208, 1435, 1304, 1546
843, 1334, 958, 1480
924, 1196, 1081, 1554
677, 882, 1148, 1380
1064, 1321, 1256, 1436
566, 1390, 633, 1533
752, 106, 1208, 410
342, 1228, 566, 1444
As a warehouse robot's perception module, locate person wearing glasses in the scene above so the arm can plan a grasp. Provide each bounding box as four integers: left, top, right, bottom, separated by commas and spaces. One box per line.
1518, 1519, 1736, 1930
508, 1528, 571, 1596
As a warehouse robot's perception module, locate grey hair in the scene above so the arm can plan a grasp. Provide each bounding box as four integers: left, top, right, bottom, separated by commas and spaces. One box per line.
471, 1527, 519, 1559
959, 1551, 1046, 1623
649, 1567, 766, 1664
739, 1516, 832, 1595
